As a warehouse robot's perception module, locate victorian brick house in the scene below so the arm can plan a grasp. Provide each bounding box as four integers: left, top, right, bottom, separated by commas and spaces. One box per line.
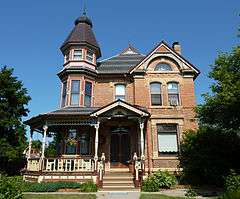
23, 12, 200, 189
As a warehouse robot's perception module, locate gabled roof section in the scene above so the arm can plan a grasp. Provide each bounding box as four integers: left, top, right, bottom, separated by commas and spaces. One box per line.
129, 41, 200, 77
90, 99, 149, 117
97, 44, 145, 74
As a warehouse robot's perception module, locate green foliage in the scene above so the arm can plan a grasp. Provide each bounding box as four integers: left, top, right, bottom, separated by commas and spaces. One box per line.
79, 181, 98, 192
179, 128, 240, 186
218, 189, 240, 199
224, 170, 240, 193
141, 170, 177, 192
0, 175, 23, 199
22, 181, 97, 192
197, 46, 240, 131
0, 66, 31, 175
185, 188, 198, 198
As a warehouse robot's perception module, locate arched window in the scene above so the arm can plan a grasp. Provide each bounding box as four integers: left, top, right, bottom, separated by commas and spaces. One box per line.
154, 63, 172, 71
167, 82, 179, 106
150, 82, 162, 106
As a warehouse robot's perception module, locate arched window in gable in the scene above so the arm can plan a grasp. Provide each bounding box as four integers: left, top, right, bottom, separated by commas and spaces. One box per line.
154, 63, 172, 71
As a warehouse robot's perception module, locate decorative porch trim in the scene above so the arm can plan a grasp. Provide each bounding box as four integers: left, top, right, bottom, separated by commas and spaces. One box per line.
90, 99, 149, 117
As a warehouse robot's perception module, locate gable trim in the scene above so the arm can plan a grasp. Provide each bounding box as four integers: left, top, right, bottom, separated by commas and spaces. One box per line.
90, 100, 149, 117
129, 41, 200, 76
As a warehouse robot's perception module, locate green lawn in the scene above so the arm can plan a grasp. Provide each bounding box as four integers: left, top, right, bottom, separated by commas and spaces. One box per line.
24, 194, 96, 199
140, 194, 185, 199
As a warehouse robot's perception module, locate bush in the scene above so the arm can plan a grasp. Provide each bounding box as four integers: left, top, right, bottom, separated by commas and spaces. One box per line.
185, 188, 198, 198
141, 170, 177, 192
179, 127, 240, 186
0, 175, 23, 199
218, 189, 240, 199
224, 170, 240, 192
79, 181, 98, 192
23, 181, 98, 192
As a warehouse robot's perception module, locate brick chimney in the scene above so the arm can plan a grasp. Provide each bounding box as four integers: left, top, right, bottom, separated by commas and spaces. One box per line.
172, 42, 181, 54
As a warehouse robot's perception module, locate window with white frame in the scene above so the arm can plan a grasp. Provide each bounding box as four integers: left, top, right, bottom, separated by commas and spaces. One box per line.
115, 84, 125, 101
155, 63, 172, 71
86, 51, 94, 63
157, 124, 178, 154
167, 82, 180, 106
61, 82, 67, 107
70, 80, 80, 106
73, 49, 83, 60
150, 82, 162, 106
84, 81, 92, 107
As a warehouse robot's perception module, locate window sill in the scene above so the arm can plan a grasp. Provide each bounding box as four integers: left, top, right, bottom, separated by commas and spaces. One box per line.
153, 156, 178, 160
149, 105, 183, 109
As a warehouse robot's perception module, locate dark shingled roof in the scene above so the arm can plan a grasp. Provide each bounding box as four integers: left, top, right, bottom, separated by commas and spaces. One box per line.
97, 45, 145, 74
48, 107, 99, 115
60, 14, 101, 58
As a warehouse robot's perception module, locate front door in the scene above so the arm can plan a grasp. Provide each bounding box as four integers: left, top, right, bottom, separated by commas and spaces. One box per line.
110, 127, 130, 166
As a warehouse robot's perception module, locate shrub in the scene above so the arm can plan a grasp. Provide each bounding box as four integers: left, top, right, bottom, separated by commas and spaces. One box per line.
185, 188, 198, 198
224, 170, 240, 192
0, 175, 23, 199
23, 181, 81, 192
79, 181, 98, 192
179, 127, 240, 186
218, 189, 240, 199
141, 170, 177, 192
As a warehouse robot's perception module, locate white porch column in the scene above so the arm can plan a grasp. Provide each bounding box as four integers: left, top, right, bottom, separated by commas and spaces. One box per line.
94, 121, 100, 171
140, 121, 145, 160
28, 129, 33, 159
41, 125, 48, 159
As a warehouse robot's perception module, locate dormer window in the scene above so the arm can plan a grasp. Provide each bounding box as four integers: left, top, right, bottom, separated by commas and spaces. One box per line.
86, 51, 94, 63
155, 63, 172, 71
73, 49, 83, 60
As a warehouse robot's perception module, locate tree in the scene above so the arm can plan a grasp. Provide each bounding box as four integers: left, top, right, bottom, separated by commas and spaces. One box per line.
180, 46, 240, 186
197, 46, 240, 132
0, 66, 31, 175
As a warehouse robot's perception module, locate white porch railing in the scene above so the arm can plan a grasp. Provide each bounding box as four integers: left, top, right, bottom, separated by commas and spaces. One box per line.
27, 157, 95, 172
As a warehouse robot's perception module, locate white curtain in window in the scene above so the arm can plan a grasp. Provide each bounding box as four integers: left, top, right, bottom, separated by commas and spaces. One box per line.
158, 133, 178, 152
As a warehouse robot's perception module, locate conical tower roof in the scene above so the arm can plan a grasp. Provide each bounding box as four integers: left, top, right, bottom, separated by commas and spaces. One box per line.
60, 13, 101, 58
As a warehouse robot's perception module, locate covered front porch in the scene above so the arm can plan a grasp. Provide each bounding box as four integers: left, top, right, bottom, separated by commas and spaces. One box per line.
23, 100, 149, 187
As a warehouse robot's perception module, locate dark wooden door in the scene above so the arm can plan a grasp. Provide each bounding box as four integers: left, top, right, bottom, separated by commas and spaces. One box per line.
110, 132, 130, 165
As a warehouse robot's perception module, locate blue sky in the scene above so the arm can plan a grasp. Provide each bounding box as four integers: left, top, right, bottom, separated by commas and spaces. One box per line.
0, 0, 239, 129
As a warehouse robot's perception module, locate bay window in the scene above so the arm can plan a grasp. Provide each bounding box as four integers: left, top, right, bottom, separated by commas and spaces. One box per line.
84, 81, 92, 107
157, 124, 178, 154
70, 80, 80, 106
86, 51, 94, 63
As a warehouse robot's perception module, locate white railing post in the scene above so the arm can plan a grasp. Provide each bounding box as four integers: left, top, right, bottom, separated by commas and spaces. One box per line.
28, 129, 33, 159
94, 121, 100, 171
140, 121, 145, 160
41, 125, 48, 159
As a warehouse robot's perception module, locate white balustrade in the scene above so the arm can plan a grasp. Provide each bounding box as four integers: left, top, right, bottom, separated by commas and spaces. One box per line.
27, 159, 40, 171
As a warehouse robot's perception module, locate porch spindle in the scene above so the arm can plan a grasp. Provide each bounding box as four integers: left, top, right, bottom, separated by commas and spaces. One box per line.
94, 122, 100, 171
140, 121, 145, 159
28, 129, 33, 159
41, 125, 48, 159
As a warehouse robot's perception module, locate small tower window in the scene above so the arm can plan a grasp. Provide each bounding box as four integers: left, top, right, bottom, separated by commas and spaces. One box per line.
70, 80, 80, 106
73, 49, 83, 60
84, 81, 92, 107
115, 84, 125, 101
155, 63, 172, 71
86, 51, 94, 63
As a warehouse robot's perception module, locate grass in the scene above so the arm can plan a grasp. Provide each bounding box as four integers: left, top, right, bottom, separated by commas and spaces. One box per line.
140, 194, 186, 199
24, 194, 96, 199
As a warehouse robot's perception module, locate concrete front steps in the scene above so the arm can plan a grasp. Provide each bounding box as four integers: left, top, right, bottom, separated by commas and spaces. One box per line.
100, 170, 139, 191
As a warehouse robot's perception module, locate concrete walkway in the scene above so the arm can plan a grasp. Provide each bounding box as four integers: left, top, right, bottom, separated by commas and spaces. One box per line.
97, 191, 140, 199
